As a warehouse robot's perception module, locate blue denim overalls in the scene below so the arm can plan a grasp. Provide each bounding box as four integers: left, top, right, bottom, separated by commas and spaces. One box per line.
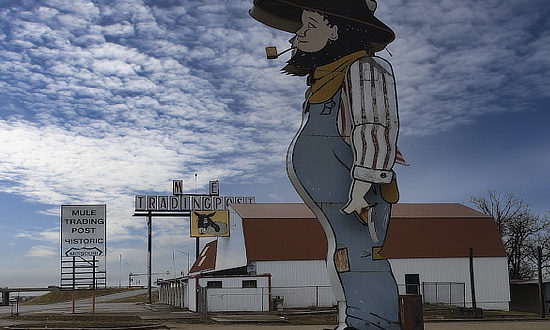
287, 89, 401, 329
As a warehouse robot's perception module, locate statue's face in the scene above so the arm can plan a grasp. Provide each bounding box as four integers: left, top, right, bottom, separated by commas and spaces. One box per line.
293, 10, 338, 53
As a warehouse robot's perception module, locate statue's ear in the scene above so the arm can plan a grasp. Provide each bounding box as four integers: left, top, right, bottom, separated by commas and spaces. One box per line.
329, 25, 339, 41
366, 0, 377, 12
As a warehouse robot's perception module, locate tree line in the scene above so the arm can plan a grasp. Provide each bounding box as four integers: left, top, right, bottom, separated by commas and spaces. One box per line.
470, 190, 550, 279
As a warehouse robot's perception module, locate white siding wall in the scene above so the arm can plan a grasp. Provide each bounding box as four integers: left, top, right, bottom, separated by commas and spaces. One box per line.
183, 281, 189, 308
188, 277, 197, 312
214, 208, 248, 271
198, 276, 270, 312
389, 257, 510, 310
256, 260, 337, 308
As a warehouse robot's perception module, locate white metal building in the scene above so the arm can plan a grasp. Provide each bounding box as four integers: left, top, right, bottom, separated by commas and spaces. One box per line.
177, 203, 334, 312
384, 203, 510, 311
158, 203, 510, 312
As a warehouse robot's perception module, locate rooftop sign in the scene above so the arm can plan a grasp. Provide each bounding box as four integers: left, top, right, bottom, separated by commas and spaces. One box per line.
134, 180, 255, 211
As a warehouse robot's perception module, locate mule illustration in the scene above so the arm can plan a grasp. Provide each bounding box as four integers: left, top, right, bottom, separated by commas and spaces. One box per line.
195, 211, 229, 236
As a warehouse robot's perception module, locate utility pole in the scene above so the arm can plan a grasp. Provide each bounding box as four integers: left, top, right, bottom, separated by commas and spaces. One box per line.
174, 249, 191, 276
119, 254, 122, 288
172, 251, 176, 280
469, 247, 478, 318
537, 246, 546, 318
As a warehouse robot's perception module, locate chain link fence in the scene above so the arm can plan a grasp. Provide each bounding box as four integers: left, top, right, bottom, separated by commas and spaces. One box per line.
397, 282, 465, 307
422, 282, 465, 307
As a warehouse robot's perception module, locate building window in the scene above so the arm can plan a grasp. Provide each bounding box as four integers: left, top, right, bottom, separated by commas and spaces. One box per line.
206, 281, 222, 289
242, 280, 257, 288
405, 274, 420, 295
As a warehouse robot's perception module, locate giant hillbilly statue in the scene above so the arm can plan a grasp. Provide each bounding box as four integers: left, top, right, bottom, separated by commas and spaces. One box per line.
250, 1, 406, 329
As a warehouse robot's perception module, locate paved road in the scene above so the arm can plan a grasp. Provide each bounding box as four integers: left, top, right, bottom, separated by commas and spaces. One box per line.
161, 320, 550, 329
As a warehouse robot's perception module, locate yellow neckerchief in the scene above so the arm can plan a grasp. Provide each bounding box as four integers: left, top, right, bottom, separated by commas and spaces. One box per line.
306, 50, 368, 104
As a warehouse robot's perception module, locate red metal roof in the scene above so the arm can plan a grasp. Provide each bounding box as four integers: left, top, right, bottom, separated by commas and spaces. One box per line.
382, 217, 506, 258
382, 203, 506, 259
189, 240, 217, 273
242, 217, 327, 261
234, 203, 326, 261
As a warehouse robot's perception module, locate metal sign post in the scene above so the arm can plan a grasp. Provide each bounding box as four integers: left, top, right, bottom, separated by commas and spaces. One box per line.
196, 237, 200, 259
133, 211, 190, 304
147, 212, 152, 304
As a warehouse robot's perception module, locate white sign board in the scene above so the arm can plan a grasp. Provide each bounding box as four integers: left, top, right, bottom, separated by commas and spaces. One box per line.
61, 205, 106, 257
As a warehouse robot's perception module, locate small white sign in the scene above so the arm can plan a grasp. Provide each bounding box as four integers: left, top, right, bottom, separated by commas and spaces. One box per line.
61, 205, 106, 257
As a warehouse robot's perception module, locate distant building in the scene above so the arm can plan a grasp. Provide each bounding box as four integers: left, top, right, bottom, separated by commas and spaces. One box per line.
509, 279, 550, 314
158, 203, 510, 312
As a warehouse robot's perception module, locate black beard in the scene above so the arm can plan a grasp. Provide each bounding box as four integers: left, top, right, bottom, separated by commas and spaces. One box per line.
282, 41, 365, 77
282, 49, 318, 76
282, 30, 374, 77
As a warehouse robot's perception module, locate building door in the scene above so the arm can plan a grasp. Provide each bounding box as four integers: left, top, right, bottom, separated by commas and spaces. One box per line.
405, 274, 420, 295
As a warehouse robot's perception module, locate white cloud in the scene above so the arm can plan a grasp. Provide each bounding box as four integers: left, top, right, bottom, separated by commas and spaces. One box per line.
14, 229, 59, 244
35, 6, 59, 21
46, 0, 100, 21
91, 58, 137, 76
25, 245, 57, 257
381, 0, 549, 135
102, 21, 135, 37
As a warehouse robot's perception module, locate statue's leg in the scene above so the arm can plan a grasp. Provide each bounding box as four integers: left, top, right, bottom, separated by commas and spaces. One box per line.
321, 186, 401, 330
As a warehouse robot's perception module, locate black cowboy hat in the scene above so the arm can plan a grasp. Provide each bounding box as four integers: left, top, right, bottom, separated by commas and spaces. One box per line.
249, 0, 395, 50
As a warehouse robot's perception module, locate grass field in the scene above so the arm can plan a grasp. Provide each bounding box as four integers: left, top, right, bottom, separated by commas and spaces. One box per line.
22, 288, 142, 305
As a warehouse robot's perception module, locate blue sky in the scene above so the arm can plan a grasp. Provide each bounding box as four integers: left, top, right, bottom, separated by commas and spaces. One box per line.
0, 0, 548, 287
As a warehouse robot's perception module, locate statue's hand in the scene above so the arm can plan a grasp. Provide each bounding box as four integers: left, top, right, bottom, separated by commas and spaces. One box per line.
342, 181, 372, 215
342, 181, 379, 241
